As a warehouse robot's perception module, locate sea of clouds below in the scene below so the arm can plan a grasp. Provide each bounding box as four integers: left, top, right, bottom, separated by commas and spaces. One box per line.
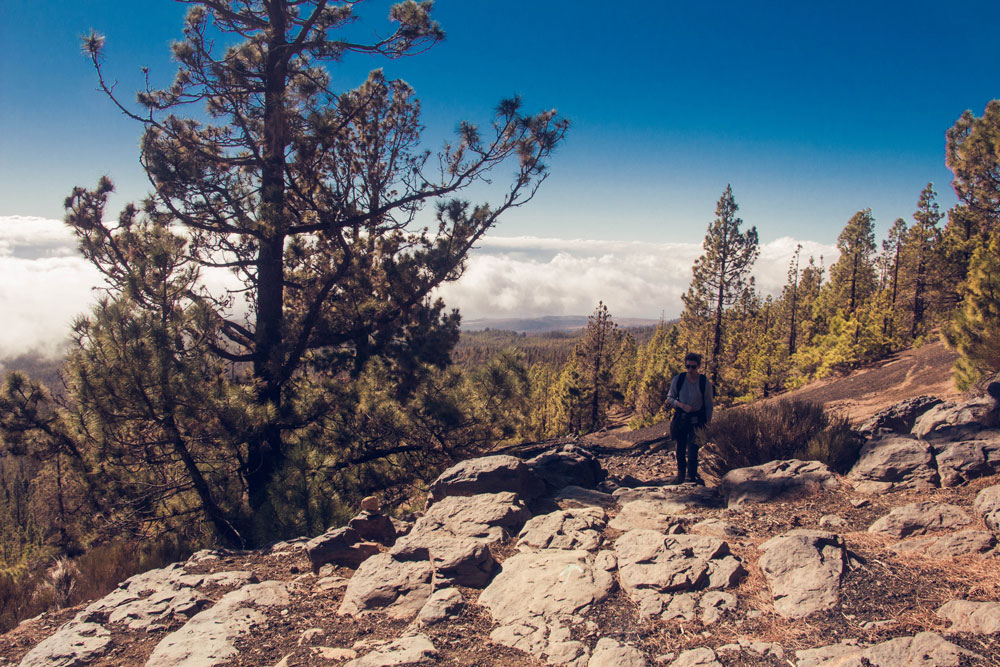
0, 216, 837, 360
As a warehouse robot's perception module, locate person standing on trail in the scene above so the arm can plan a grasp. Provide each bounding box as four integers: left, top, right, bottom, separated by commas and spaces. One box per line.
666, 352, 714, 485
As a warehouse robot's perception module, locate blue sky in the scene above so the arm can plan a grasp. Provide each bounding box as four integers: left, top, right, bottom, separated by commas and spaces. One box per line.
1, 1, 999, 355
3, 1, 998, 241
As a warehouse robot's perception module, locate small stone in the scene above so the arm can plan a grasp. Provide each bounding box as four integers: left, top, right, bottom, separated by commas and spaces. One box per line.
314, 647, 358, 661
361, 495, 381, 512
670, 647, 720, 666
299, 628, 325, 645
819, 514, 847, 529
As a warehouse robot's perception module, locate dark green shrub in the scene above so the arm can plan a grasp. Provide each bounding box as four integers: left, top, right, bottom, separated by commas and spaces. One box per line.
800, 416, 863, 474
699, 399, 861, 477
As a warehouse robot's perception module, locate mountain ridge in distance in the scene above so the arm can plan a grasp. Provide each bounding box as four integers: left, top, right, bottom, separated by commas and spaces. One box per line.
461, 315, 661, 333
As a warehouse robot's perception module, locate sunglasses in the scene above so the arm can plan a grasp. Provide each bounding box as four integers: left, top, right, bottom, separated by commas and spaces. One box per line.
686, 364, 699, 369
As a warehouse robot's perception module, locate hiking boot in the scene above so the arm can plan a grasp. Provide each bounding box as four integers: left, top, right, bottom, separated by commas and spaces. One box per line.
667, 475, 685, 485
691, 475, 706, 486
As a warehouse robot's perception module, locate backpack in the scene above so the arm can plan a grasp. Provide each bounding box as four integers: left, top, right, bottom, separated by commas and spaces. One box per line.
674, 372, 708, 425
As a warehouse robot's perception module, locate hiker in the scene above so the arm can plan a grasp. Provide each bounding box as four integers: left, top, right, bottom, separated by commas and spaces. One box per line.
666, 352, 713, 485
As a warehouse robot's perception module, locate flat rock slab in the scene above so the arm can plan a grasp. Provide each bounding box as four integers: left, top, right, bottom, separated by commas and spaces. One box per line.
517, 507, 607, 551
338, 553, 434, 620
913, 398, 995, 441
935, 433, 1000, 487
848, 437, 938, 492
804, 631, 981, 666
588, 638, 647, 667
146, 580, 290, 667
721, 459, 838, 507
555, 486, 616, 509
17, 564, 255, 667
615, 530, 744, 618
937, 600, 1000, 635
868, 502, 971, 539
17, 621, 111, 667
758, 530, 847, 618
974, 485, 1000, 536
344, 634, 438, 667
891, 530, 996, 558
479, 548, 615, 665
427, 455, 544, 505
609, 500, 687, 533
612, 485, 723, 511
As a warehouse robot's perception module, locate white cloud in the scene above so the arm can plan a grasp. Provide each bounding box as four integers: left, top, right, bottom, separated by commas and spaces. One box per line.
0, 216, 838, 359
437, 234, 838, 320
0, 216, 102, 359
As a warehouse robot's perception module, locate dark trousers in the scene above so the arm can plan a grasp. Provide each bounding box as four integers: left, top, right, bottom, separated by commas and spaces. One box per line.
670, 416, 701, 479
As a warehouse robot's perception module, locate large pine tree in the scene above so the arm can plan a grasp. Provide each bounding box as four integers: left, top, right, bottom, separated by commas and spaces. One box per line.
4, 1, 567, 546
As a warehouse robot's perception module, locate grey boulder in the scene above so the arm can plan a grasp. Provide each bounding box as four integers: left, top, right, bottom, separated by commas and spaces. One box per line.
427, 455, 544, 505
848, 437, 938, 492
868, 502, 971, 539
758, 530, 847, 618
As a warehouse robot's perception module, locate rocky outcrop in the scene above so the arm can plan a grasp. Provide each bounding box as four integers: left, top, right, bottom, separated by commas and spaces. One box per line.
858, 395, 943, 436
758, 530, 847, 618
797, 631, 981, 666
608, 500, 686, 533
974, 484, 1000, 536
934, 432, 1000, 487
16, 563, 255, 667
868, 502, 971, 539
913, 397, 995, 441
721, 459, 838, 506
614, 530, 744, 618
527, 444, 605, 492
848, 436, 938, 492
936, 599, 1000, 635
306, 526, 381, 571
391, 491, 530, 587
426, 455, 544, 505
146, 580, 291, 667
517, 507, 607, 551
16, 622, 111, 667
479, 549, 616, 666
337, 553, 434, 620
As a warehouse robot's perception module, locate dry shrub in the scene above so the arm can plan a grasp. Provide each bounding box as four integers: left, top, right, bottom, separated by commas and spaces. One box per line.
700, 399, 862, 477
0, 537, 191, 634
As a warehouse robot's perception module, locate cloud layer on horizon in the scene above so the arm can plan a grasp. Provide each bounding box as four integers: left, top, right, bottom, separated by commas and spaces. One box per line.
436, 235, 838, 321
0, 216, 837, 359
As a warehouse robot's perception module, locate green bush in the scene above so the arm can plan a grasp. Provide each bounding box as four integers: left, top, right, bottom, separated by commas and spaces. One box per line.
699, 399, 861, 477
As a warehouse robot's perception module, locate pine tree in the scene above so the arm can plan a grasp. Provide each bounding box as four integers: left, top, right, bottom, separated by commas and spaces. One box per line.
4, 1, 567, 546
879, 217, 907, 341
573, 302, 625, 432
943, 232, 1000, 390
946, 100, 1000, 239
903, 184, 943, 339
826, 209, 877, 315
682, 185, 759, 386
